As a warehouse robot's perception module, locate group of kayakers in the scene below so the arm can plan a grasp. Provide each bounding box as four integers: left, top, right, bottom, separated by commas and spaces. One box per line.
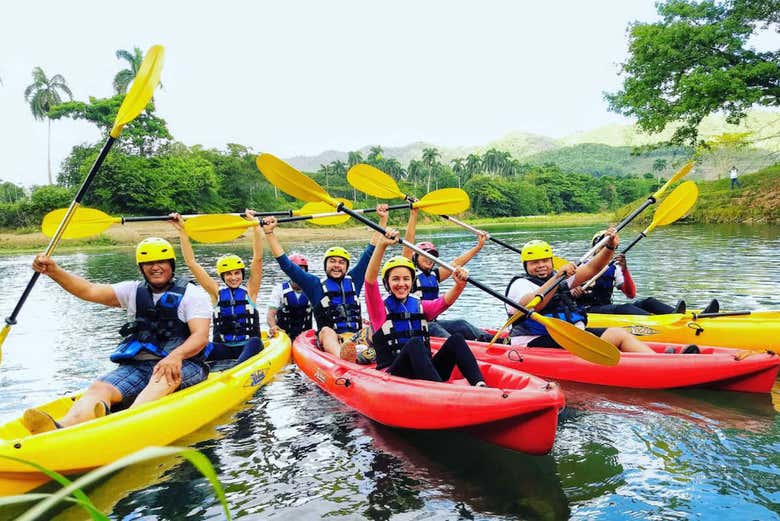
22, 203, 705, 435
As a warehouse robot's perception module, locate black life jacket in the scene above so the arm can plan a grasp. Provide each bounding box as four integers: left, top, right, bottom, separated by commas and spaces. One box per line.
505, 272, 588, 336
413, 268, 440, 301
278, 280, 313, 338
578, 264, 617, 307
213, 286, 260, 344
112, 278, 192, 362
312, 275, 362, 334
373, 294, 429, 370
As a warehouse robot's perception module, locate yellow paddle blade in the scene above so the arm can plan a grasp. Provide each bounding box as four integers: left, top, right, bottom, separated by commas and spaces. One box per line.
651, 160, 694, 200
535, 315, 620, 366
184, 214, 254, 243
294, 201, 342, 216
0, 324, 8, 362
308, 198, 353, 225
552, 256, 570, 270
41, 207, 120, 239
347, 164, 406, 199
489, 308, 528, 346
413, 188, 470, 215
257, 154, 335, 204
650, 181, 698, 228
110, 45, 165, 138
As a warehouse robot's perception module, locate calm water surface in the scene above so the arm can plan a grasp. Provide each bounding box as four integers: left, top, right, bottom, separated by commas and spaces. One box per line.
0, 222, 778, 520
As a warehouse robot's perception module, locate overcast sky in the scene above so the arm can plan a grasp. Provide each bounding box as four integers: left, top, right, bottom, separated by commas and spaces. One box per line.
0, 1, 694, 186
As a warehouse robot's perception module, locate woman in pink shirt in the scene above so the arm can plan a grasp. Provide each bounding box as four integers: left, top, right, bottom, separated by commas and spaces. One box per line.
364, 229, 486, 386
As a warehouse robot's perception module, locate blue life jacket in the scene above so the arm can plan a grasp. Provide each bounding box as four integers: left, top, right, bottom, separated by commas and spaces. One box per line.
506, 272, 588, 336
579, 264, 617, 307
313, 276, 362, 334
373, 294, 429, 369
213, 286, 260, 344
112, 278, 192, 363
278, 281, 313, 338
414, 268, 440, 301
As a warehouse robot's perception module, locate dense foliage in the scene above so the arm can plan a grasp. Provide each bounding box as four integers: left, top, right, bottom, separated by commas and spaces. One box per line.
607, 0, 780, 145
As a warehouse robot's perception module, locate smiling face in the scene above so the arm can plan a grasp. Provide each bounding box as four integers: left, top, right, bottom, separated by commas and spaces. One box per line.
524, 257, 554, 279
221, 268, 244, 289
140, 260, 174, 290
325, 256, 348, 279
386, 266, 414, 299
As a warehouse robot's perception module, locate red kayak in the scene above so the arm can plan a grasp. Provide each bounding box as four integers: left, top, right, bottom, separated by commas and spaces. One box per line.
457, 337, 780, 393
293, 330, 565, 455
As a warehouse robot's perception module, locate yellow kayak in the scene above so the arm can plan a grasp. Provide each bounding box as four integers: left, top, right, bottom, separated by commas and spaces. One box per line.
588, 310, 780, 351
0, 332, 291, 495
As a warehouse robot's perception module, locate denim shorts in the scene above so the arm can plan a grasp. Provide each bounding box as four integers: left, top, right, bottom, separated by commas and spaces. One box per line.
98, 359, 208, 401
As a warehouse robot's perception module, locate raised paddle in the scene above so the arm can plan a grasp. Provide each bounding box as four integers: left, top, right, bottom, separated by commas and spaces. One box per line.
496, 180, 700, 339
582, 180, 699, 290
256, 153, 620, 366
0, 45, 165, 356
40, 202, 340, 239
182, 192, 468, 243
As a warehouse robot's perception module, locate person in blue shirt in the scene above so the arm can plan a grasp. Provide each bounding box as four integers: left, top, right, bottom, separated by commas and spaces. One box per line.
261, 204, 389, 361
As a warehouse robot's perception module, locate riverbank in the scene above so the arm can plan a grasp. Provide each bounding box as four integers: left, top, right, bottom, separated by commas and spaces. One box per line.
0, 212, 611, 253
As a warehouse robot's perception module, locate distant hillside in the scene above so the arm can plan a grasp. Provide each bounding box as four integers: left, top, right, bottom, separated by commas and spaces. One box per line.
285, 109, 780, 177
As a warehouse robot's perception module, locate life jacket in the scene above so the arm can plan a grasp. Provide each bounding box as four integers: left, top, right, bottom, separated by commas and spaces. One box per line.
373, 294, 429, 369
312, 276, 362, 334
414, 268, 440, 301
579, 264, 617, 307
213, 286, 260, 344
278, 281, 313, 338
112, 278, 192, 363
505, 272, 588, 336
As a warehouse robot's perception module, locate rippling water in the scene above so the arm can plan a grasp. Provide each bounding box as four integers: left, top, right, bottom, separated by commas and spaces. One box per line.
0, 222, 778, 520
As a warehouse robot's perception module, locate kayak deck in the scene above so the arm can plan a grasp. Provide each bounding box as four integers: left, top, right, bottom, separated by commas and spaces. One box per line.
462, 337, 779, 393
0, 332, 291, 494
293, 330, 565, 455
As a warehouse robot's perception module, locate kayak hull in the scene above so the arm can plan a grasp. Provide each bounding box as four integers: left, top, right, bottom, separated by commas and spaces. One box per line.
293, 330, 565, 455
0, 332, 291, 494
587, 310, 780, 351
461, 337, 780, 393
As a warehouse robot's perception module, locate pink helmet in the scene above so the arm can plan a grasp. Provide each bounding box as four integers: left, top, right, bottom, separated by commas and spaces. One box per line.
416, 241, 439, 256
289, 253, 309, 271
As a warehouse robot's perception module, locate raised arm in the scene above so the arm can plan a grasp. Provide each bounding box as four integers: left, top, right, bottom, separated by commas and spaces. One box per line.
244, 209, 265, 301
439, 232, 488, 282
366, 227, 399, 285
614, 253, 636, 298
443, 265, 469, 306
573, 227, 618, 286
32, 254, 120, 307
401, 207, 419, 259
170, 213, 219, 302
369, 204, 390, 246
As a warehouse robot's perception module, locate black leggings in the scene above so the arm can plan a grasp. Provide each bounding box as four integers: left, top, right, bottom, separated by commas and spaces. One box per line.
386, 334, 484, 385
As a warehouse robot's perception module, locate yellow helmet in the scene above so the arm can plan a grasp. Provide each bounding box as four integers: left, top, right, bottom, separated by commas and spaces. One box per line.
324, 246, 351, 269
520, 240, 553, 262
136, 237, 176, 265
381, 255, 416, 280
592, 230, 607, 247
216, 254, 245, 275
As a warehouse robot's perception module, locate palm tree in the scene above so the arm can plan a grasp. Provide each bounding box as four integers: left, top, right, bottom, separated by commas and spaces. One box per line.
113, 47, 144, 94
421, 147, 441, 192
465, 153, 482, 178
450, 158, 465, 188
24, 67, 73, 184
368, 146, 383, 164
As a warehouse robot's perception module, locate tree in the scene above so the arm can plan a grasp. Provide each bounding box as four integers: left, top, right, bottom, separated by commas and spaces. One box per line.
113, 47, 143, 94
24, 67, 73, 184
607, 0, 780, 145
421, 147, 441, 192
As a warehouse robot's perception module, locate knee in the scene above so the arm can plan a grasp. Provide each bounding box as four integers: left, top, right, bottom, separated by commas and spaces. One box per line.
85, 381, 121, 403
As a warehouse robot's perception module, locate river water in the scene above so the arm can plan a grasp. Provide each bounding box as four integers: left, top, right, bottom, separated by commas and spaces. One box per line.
0, 222, 778, 520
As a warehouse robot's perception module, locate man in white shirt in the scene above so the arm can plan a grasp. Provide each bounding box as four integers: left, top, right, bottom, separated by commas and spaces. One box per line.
22, 237, 211, 434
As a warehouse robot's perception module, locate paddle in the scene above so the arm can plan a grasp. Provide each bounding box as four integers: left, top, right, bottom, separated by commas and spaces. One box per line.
494, 170, 697, 341
40, 202, 338, 239
257, 153, 620, 366
581, 180, 699, 290
0, 45, 165, 356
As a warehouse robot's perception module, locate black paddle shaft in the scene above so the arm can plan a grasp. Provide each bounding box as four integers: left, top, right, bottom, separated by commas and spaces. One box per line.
5, 136, 117, 326
336, 202, 533, 314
